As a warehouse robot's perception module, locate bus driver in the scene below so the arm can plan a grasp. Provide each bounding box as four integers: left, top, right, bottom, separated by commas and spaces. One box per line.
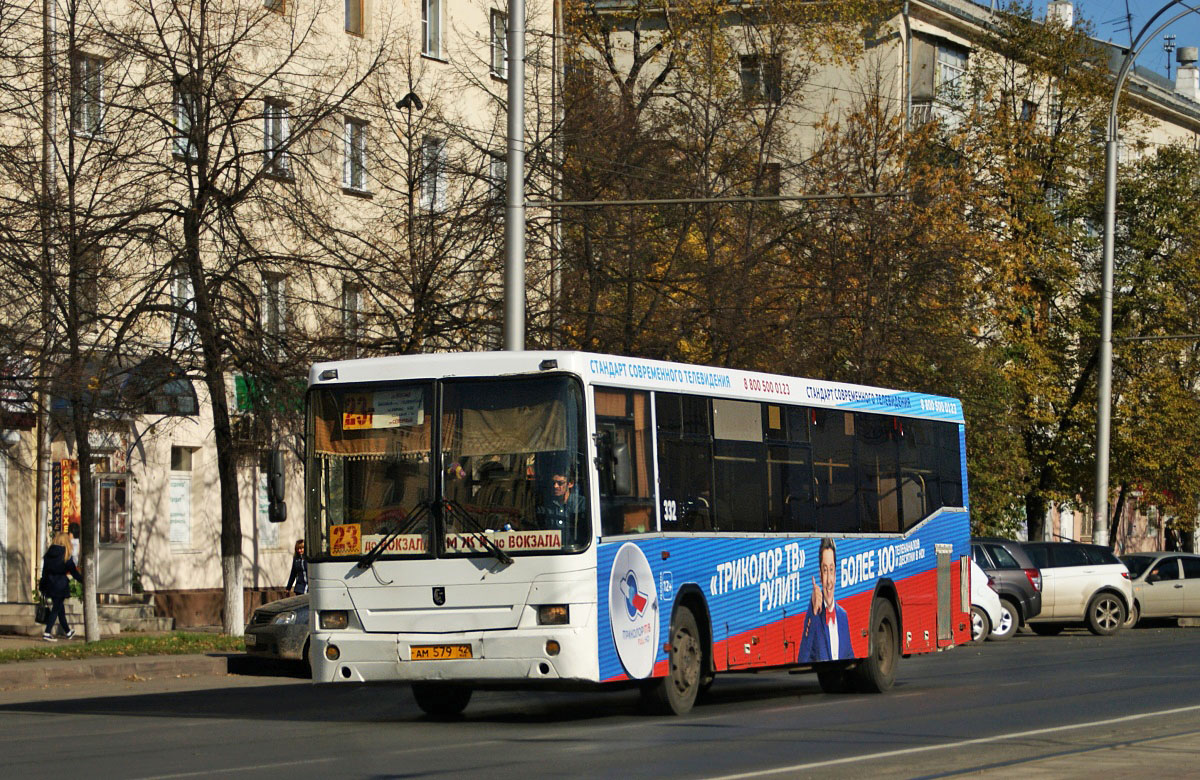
537, 466, 584, 532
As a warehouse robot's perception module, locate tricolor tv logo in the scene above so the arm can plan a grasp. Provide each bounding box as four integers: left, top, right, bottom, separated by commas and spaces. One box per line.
608, 543, 659, 679
619, 571, 649, 618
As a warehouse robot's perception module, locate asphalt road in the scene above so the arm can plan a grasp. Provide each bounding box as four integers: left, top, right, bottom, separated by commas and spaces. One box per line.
3, 625, 1200, 779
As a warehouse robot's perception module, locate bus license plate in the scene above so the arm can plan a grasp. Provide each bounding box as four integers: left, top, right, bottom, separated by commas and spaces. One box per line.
411, 644, 472, 661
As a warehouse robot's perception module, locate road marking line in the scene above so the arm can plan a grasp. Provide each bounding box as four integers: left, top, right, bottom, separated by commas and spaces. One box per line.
701, 702, 1200, 779
131, 756, 340, 780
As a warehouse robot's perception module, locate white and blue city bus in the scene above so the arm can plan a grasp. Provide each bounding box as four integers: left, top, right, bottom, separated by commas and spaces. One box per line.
305, 351, 971, 715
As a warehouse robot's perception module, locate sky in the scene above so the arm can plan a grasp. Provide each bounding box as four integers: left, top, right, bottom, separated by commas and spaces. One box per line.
1023, 0, 1200, 78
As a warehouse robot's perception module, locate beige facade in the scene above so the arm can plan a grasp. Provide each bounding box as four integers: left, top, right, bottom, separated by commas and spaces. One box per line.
0, 0, 558, 623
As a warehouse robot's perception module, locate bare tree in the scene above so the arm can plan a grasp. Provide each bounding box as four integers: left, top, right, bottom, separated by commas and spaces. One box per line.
0, 0, 179, 640
86, 0, 394, 634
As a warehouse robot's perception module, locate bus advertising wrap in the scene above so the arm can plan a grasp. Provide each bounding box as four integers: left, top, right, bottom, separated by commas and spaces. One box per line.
596, 510, 970, 682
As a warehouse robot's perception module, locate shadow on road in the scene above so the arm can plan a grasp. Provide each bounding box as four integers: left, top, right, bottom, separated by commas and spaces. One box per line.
0, 670, 833, 725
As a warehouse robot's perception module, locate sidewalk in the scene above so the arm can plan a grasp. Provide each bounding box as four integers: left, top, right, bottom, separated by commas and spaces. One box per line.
975, 730, 1200, 778
0, 631, 237, 691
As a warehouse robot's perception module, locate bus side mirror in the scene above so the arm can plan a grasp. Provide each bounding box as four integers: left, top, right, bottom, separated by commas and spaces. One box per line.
594, 429, 632, 496
611, 440, 632, 496
268, 449, 287, 523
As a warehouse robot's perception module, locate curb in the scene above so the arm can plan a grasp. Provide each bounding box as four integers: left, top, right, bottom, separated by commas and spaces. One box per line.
0, 653, 233, 690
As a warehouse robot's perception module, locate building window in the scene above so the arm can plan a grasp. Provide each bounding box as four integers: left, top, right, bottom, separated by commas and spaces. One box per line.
263, 99, 290, 177
754, 162, 781, 197
264, 0, 285, 12
78, 245, 102, 324
172, 264, 196, 347
489, 152, 506, 214
422, 0, 442, 58
419, 136, 447, 211
174, 85, 200, 159
71, 54, 104, 136
171, 445, 193, 471
169, 448, 193, 549
935, 43, 968, 102
262, 273, 286, 359
342, 281, 362, 356
1020, 99, 1038, 122
345, 0, 363, 35
343, 118, 368, 191
739, 53, 781, 104
490, 10, 507, 78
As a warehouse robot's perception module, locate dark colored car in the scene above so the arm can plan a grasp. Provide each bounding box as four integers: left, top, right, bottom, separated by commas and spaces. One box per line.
971, 537, 1043, 640
244, 594, 310, 662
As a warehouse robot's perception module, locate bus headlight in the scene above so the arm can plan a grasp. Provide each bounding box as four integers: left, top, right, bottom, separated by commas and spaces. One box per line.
537, 605, 569, 625
319, 610, 349, 630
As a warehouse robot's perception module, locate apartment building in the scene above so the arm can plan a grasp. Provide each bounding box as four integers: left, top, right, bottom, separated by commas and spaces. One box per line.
0, 0, 558, 624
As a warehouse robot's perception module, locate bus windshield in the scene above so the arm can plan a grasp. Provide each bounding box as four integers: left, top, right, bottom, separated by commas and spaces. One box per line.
307, 375, 589, 559
441, 376, 589, 554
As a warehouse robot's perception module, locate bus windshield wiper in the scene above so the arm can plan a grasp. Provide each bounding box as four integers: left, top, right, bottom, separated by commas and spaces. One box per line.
356, 499, 433, 570
443, 499, 514, 565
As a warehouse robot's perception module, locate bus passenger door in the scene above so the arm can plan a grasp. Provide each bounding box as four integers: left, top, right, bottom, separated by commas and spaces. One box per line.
594, 389, 655, 536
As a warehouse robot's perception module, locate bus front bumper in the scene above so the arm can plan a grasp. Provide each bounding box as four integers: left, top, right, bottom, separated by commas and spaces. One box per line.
310, 627, 597, 684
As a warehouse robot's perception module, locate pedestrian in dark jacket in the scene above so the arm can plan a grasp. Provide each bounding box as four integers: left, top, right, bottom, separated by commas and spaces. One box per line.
41, 531, 83, 641
286, 539, 308, 595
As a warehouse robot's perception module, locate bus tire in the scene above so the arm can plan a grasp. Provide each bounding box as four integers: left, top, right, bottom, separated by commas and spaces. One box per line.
852, 599, 898, 693
412, 682, 472, 718
643, 604, 703, 715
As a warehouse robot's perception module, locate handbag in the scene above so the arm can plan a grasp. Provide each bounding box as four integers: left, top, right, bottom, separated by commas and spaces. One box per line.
34, 602, 49, 624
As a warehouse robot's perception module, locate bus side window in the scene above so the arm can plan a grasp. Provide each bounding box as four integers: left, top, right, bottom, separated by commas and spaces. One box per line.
712, 399, 766, 532
765, 404, 815, 532
595, 388, 654, 535
856, 413, 901, 534
811, 409, 858, 533
656, 393, 714, 533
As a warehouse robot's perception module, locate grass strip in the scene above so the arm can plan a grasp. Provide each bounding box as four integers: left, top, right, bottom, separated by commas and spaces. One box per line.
0, 632, 245, 664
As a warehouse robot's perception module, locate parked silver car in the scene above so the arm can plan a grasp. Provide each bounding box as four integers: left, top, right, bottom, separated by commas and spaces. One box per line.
1120, 552, 1200, 628
244, 594, 310, 662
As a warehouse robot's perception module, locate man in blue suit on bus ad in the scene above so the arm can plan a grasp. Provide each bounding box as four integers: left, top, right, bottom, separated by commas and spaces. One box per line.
798, 537, 854, 662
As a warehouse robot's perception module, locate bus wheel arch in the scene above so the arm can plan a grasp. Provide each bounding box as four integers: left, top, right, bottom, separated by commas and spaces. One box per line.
674, 585, 714, 686
870, 579, 902, 656
853, 588, 900, 693
642, 597, 705, 715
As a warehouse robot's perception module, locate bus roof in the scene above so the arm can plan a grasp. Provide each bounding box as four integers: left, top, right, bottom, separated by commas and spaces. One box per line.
309, 350, 965, 424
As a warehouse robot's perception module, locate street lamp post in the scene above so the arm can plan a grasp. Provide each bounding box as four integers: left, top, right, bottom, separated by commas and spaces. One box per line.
1095, 2, 1196, 546
504, 0, 526, 351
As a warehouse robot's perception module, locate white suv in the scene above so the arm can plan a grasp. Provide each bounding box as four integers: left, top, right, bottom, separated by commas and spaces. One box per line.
1021, 542, 1132, 636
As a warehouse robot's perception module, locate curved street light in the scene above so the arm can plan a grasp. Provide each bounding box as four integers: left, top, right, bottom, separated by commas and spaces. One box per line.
1094, 1, 1199, 546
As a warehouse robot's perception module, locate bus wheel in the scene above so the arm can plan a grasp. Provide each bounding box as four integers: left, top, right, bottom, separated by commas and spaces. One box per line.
643, 605, 702, 715
853, 599, 898, 693
412, 683, 472, 718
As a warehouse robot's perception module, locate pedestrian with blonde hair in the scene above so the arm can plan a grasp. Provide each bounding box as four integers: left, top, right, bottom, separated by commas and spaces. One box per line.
39, 530, 83, 641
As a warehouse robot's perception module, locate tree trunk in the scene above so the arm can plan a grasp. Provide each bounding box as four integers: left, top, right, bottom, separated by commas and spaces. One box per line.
206, 367, 243, 636
73, 416, 101, 641
1025, 492, 1046, 541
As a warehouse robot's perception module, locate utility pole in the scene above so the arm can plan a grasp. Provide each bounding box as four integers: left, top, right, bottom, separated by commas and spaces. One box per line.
503, 0, 525, 351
